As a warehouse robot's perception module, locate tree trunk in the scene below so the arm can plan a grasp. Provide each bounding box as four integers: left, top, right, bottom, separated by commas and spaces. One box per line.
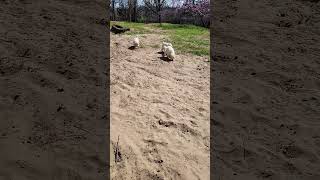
128, 0, 132, 22
200, 16, 205, 27
133, 0, 137, 22
112, 0, 115, 21
157, 0, 161, 24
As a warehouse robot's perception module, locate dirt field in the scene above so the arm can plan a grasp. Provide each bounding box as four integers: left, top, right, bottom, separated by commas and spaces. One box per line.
110, 34, 210, 179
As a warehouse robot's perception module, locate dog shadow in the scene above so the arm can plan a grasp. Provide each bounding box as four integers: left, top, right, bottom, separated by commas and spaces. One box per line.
159, 56, 173, 62
128, 46, 136, 50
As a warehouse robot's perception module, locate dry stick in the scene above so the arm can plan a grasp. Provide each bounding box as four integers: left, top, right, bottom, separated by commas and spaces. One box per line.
115, 135, 120, 163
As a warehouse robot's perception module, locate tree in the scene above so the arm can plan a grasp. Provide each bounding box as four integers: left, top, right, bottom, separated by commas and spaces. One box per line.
111, 0, 116, 20
178, 0, 210, 26
133, 0, 137, 22
128, 0, 132, 21
126, 0, 138, 22
143, 0, 167, 24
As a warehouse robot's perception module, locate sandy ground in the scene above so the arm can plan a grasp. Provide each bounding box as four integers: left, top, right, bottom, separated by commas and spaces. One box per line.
212, 0, 320, 179
110, 34, 210, 179
0, 0, 109, 179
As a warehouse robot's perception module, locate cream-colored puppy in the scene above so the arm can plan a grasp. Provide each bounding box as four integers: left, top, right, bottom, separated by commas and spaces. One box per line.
163, 46, 175, 60
133, 36, 140, 48
161, 42, 172, 52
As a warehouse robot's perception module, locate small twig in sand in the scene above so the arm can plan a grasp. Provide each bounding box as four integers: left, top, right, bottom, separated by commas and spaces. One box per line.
114, 135, 122, 163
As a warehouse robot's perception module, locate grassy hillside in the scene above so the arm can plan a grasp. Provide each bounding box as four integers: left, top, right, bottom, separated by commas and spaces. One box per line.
110, 21, 210, 56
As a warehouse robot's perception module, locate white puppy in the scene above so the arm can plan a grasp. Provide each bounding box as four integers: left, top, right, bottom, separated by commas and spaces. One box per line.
133, 36, 140, 48
163, 46, 175, 60
161, 42, 172, 52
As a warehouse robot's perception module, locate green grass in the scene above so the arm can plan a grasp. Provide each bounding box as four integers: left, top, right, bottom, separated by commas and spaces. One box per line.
110, 21, 151, 35
111, 21, 209, 56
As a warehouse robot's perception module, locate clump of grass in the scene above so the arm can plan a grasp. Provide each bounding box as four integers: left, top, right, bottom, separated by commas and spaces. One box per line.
154, 23, 210, 56
152, 23, 193, 30
110, 21, 209, 56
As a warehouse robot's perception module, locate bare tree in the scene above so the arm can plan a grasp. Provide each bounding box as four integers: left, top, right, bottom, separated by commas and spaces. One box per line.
133, 0, 137, 22
127, 0, 131, 21
111, 0, 116, 20
143, 0, 166, 24
111, 0, 209, 27
117, 0, 127, 21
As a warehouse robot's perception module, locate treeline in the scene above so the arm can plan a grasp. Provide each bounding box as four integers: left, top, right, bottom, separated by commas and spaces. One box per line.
110, 0, 210, 28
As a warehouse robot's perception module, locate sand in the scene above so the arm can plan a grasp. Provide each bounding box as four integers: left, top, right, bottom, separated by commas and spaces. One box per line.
0, 0, 109, 179
110, 34, 210, 179
212, 0, 320, 179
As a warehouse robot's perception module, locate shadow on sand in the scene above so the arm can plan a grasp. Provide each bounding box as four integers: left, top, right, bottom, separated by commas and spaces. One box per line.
159, 56, 173, 62
128, 46, 136, 50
